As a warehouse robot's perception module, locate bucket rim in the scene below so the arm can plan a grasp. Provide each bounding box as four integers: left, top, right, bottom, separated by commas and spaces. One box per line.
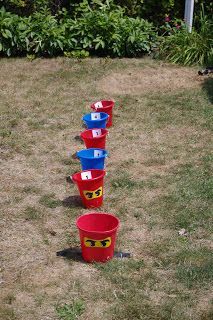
76, 148, 108, 159
72, 169, 105, 182
76, 212, 119, 234
80, 128, 108, 140
91, 100, 115, 109
82, 112, 109, 122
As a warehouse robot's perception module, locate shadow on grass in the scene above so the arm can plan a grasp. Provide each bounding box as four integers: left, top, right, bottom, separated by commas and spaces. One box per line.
56, 248, 131, 262
202, 77, 213, 103
62, 195, 83, 208
56, 247, 84, 262
74, 135, 83, 143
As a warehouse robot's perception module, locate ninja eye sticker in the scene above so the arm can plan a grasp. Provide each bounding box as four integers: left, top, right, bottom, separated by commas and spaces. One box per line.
84, 237, 111, 248
83, 187, 103, 200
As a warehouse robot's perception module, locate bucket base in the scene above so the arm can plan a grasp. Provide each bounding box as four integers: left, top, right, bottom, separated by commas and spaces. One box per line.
82, 255, 113, 263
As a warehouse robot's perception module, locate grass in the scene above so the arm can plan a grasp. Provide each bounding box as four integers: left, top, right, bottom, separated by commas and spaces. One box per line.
111, 172, 144, 189
176, 248, 213, 289
0, 57, 212, 320
24, 206, 43, 220
147, 155, 213, 231
0, 306, 16, 320
56, 300, 85, 320
39, 193, 62, 208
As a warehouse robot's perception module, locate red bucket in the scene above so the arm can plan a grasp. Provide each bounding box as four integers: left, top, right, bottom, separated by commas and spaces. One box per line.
91, 100, 115, 127
76, 212, 119, 262
72, 169, 105, 208
80, 128, 108, 149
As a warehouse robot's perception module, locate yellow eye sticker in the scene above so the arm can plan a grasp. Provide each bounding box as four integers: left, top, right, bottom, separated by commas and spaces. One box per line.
84, 237, 111, 248
83, 186, 103, 200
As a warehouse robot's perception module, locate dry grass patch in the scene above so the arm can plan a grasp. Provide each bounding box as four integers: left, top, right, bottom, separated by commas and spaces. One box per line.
98, 61, 205, 95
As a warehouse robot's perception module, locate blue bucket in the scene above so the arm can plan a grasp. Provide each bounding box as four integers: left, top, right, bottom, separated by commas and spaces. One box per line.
82, 112, 109, 129
76, 148, 108, 170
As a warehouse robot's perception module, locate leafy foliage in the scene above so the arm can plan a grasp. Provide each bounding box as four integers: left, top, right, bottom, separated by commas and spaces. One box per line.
159, 7, 213, 66
0, 0, 211, 64
2, 1, 212, 26
64, 49, 89, 59
62, 1, 157, 57
0, 1, 157, 57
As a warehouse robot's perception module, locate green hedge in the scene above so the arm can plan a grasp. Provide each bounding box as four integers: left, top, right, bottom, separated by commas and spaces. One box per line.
0, 3, 158, 57
3, 1, 212, 24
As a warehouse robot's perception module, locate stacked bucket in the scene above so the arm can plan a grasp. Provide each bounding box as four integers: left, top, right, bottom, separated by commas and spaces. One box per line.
70, 100, 119, 263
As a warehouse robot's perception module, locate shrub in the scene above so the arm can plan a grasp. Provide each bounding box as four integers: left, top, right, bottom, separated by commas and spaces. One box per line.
0, 1, 68, 16
159, 8, 213, 66
0, 7, 21, 56
2, 1, 213, 26
0, 7, 66, 56
21, 10, 65, 56
0, 1, 158, 57
62, 0, 157, 57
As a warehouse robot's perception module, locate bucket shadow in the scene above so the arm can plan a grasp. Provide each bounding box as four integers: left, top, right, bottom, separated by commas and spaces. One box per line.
56, 247, 131, 262
62, 195, 82, 208
56, 247, 84, 262
74, 135, 84, 143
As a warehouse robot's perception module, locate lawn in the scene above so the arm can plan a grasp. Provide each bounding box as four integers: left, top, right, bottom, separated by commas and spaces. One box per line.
0, 57, 212, 320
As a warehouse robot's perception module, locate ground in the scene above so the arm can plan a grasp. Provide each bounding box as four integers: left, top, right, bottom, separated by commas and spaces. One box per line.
0, 57, 212, 320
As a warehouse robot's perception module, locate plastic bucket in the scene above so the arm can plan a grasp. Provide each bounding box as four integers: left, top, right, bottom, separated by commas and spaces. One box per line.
76, 148, 108, 170
72, 169, 105, 208
80, 128, 108, 149
82, 112, 109, 129
91, 100, 115, 127
76, 212, 119, 262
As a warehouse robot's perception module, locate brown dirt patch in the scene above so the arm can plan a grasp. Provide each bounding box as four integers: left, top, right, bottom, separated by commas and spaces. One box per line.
98, 64, 203, 95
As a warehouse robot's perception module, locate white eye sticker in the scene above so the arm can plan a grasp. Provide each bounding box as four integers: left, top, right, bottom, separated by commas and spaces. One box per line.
92, 129, 102, 137
94, 150, 103, 158
81, 171, 92, 180
94, 101, 103, 109
91, 113, 101, 120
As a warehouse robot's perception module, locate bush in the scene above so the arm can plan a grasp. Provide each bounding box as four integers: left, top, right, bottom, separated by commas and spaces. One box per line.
159, 8, 213, 66
2, 1, 212, 26
62, 1, 157, 57
22, 10, 65, 55
0, 1, 158, 57
0, 7, 65, 56
0, 1, 70, 16
0, 8, 21, 56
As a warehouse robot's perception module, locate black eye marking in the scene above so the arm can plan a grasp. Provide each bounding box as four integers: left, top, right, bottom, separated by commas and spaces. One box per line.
100, 239, 110, 247
86, 192, 93, 198
86, 240, 96, 247
95, 189, 101, 196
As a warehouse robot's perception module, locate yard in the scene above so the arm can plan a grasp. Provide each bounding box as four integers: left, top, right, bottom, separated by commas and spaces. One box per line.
0, 57, 212, 320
